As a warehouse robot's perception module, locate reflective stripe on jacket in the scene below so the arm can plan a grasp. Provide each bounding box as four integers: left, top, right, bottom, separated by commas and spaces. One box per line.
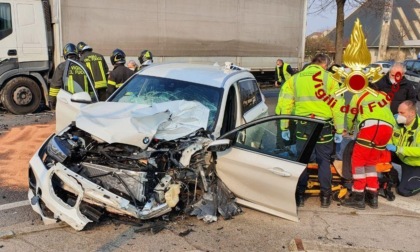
392, 115, 420, 166
347, 91, 396, 131
80, 51, 108, 89
280, 64, 345, 133
276, 63, 292, 82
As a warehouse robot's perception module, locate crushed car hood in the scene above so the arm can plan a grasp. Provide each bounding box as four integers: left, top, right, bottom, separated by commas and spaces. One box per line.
75, 100, 209, 149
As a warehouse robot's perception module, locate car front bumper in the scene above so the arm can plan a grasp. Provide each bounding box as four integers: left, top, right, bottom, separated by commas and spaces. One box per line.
28, 134, 141, 231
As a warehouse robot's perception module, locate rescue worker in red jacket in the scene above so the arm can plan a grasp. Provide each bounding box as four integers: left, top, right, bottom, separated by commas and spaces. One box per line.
280, 53, 345, 208
107, 49, 134, 98
77, 42, 109, 101
343, 86, 395, 209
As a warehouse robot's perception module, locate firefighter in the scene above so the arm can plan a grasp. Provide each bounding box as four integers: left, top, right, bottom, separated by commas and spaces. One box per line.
342, 86, 395, 209
135, 49, 153, 72
274, 59, 295, 87
77, 42, 109, 101
386, 100, 420, 197
280, 53, 345, 208
107, 49, 134, 98
49, 43, 91, 110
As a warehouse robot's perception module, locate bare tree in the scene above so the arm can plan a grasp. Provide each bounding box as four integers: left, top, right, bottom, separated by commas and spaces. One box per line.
308, 0, 386, 64
335, 0, 346, 65
305, 35, 335, 61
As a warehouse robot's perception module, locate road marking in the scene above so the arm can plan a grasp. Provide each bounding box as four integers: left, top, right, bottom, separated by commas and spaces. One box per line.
0, 200, 30, 211
379, 196, 420, 214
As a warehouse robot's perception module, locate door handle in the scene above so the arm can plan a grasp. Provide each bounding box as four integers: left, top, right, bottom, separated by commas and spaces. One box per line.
7, 49, 17, 56
270, 167, 291, 177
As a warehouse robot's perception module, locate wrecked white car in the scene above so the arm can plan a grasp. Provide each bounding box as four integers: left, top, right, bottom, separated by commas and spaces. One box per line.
28, 61, 325, 230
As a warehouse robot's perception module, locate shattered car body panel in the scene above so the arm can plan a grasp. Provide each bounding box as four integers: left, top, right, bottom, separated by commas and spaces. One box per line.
28, 114, 324, 231
29, 62, 325, 231
75, 100, 210, 148
29, 100, 215, 231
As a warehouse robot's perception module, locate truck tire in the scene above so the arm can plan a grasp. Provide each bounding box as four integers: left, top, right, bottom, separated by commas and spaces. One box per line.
1, 77, 42, 115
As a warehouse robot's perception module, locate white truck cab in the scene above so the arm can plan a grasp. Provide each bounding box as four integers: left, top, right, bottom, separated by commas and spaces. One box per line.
0, 0, 52, 114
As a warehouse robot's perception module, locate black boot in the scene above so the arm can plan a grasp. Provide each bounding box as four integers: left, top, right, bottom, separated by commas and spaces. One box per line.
295, 192, 305, 207
365, 190, 378, 209
320, 191, 331, 208
342, 191, 365, 210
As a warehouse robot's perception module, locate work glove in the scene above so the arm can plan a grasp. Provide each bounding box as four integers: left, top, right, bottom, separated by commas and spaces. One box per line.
281, 130, 290, 141
334, 133, 343, 143
386, 144, 397, 152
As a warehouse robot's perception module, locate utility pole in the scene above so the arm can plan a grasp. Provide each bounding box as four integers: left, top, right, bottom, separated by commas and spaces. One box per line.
377, 0, 393, 61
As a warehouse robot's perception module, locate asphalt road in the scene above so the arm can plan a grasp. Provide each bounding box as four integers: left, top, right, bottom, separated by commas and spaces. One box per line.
1, 89, 420, 251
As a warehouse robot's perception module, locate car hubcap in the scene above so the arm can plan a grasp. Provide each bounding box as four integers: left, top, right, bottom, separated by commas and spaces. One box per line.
13, 86, 33, 105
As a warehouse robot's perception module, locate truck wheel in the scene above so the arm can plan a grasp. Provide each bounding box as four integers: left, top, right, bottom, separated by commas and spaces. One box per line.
1, 77, 41, 114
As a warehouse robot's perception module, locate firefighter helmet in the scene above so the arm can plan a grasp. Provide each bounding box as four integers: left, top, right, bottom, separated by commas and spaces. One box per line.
139, 50, 153, 65
77, 41, 92, 53
63, 43, 78, 59
110, 48, 126, 65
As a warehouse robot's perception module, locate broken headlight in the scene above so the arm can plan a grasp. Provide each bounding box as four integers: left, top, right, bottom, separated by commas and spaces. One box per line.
46, 136, 72, 163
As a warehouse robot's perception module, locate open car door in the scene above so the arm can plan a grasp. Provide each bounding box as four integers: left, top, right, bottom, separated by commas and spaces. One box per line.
55, 59, 98, 133
215, 115, 325, 222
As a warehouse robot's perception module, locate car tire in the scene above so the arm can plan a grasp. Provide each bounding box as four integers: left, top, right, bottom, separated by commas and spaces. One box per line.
1, 77, 42, 114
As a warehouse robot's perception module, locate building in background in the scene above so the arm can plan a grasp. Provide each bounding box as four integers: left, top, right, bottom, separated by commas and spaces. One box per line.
327, 0, 420, 62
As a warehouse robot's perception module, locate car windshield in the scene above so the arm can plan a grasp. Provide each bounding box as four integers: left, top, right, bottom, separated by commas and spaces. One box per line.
109, 75, 223, 131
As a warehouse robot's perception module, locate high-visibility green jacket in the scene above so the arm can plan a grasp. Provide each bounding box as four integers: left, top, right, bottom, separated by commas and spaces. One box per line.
347, 90, 396, 131
80, 51, 108, 89
391, 115, 420, 166
275, 63, 292, 82
275, 84, 286, 115
280, 64, 345, 133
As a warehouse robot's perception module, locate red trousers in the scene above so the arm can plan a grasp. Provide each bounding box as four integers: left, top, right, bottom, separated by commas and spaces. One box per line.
352, 125, 393, 192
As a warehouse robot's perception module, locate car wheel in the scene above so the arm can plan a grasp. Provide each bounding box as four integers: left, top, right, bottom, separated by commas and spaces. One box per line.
1, 77, 42, 114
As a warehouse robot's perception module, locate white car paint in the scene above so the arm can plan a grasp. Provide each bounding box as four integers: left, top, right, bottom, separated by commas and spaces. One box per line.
56, 60, 268, 136
216, 147, 305, 221
75, 100, 209, 148
32, 61, 321, 231
369, 62, 392, 75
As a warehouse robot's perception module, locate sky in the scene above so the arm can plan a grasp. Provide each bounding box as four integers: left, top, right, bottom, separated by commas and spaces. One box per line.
306, 3, 355, 35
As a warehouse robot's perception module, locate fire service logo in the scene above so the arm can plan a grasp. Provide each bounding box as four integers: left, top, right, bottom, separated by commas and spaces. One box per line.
315, 19, 401, 115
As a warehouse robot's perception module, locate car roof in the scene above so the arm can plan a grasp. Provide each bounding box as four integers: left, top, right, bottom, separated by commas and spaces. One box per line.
137, 63, 254, 88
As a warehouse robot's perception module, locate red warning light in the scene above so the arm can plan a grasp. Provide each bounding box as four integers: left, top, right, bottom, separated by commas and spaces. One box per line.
348, 74, 365, 91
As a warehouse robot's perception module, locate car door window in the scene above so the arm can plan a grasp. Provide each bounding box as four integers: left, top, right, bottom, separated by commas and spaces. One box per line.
220, 85, 237, 135
412, 62, 420, 74
238, 79, 262, 114
405, 61, 414, 71
228, 117, 323, 163
63, 59, 98, 102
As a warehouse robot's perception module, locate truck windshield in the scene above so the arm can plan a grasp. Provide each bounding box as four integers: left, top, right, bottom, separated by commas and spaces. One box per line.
109, 75, 223, 131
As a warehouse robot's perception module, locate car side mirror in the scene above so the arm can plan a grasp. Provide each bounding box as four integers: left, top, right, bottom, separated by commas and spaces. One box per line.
206, 139, 231, 152
70, 92, 92, 104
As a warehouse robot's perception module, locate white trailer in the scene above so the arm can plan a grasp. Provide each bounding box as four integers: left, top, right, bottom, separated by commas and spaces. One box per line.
0, 0, 307, 114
